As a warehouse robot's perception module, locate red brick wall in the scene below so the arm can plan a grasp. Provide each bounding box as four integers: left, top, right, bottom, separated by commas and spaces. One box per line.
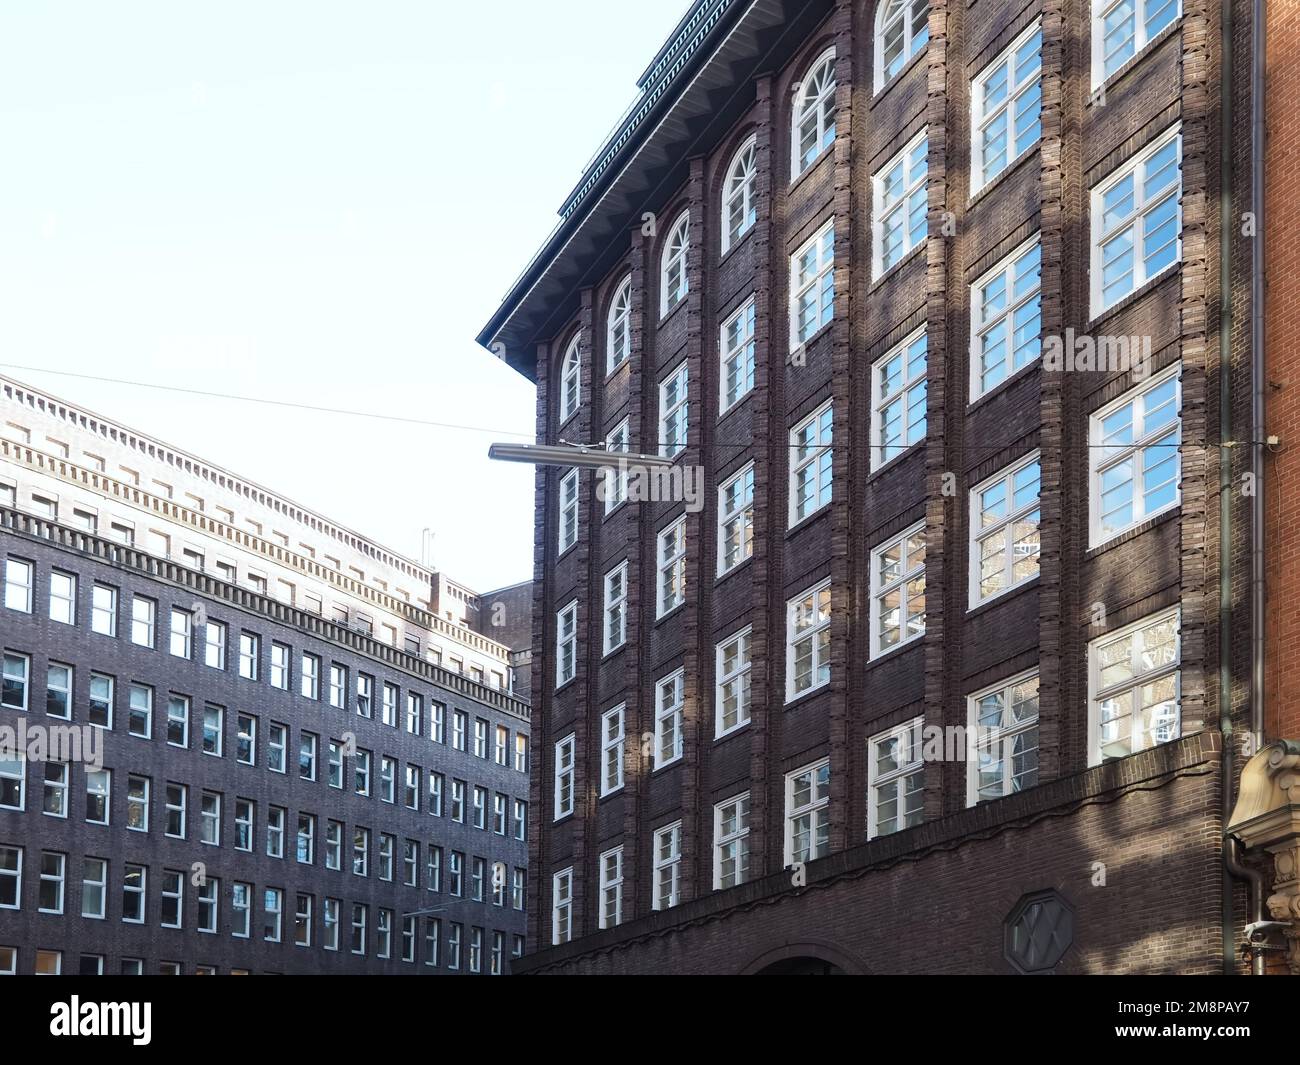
1266, 1, 1300, 740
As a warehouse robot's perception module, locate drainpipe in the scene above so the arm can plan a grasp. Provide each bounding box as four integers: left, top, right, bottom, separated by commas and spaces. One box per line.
1250, 0, 1267, 751
1225, 836, 1267, 976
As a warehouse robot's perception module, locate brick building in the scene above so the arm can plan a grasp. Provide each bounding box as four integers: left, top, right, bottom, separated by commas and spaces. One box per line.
0, 383, 531, 975
478, 0, 1285, 975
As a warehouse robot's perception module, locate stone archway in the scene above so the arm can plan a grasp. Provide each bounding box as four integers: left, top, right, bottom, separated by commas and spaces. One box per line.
741, 941, 866, 975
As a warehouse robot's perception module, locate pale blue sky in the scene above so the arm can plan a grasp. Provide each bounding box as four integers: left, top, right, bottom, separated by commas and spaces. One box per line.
0, 0, 685, 591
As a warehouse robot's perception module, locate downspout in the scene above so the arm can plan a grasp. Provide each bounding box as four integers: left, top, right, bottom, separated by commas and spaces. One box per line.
1250, 0, 1267, 751
1225, 836, 1266, 976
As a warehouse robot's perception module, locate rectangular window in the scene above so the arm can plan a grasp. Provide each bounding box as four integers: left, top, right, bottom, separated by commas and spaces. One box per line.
601, 704, 625, 795
199, 790, 221, 845
603, 562, 628, 655
353, 827, 370, 877
88, 672, 113, 728
515, 734, 528, 773
237, 713, 256, 765
428, 770, 443, 816
494, 724, 508, 765
380, 756, 396, 803
431, 702, 445, 744
355, 750, 371, 795
785, 760, 831, 865
428, 846, 443, 892
0, 845, 20, 909
382, 682, 399, 727
790, 220, 835, 348
126, 775, 148, 832
653, 822, 682, 910
299, 732, 317, 780
1091, 126, 1182, 314
656, 517, 686, 617
49, 571, 76, 625
198, 878, 219, 934
602, 418, 631, 512
356, 674, 373, 717
448, 923, 462, 969
169, 607, 192, 658
873, 128, 928, 277
268, 806, 286, 859
81, 857, 108, 919
2, 653, 29, 712
714, 793, 751, 889
43, 664, 72, 721
1090, 608, 1181, 764
325, 820, 342, 869
514, 799, 527, 841
448, 851, 463, 896
268, 722, 287, 773
295, 893, 312, 947
1093, 0, 1181, 86
329, 664, 347, 708
551, 868, 573, 945
270, 641, 291, 689
122, 864, 146, 923
239, 633, 260, 680
654, 670, 684, 769
474, 718, 488, 759
599, 847, 623, 929
127, 683, 151, 738
4, 558, 32, 613
165, 783, 187, 839
870, 522, 926, 657
264, 888, 283, 942
166, 695, 189, 747
322, 896, 338, 949
556, 600, 578, 688
867, 718, 925, 837
408, 693, 424, 736
452, 710, 467, 750
43, 762, 68, 818
971, 22, 1042, 193
40, 852, 65, 914
970, 453, 1041, 606
91, 584, 117, 636
787, 580, 832, 701
969, 671, 1041, 803
558, 468, 579, 555
297, 813, 316, 864
0, 755, 23, 812
971, 237, 1042, 399
790, 402, 833, 525
204, 620, 226, 669
160, 870, 183, 928
717, 463, 755, 575
235, 799, 255, 851
131, 596, 155, 647
513, 867, 526, 910
871, 328, 927, 469
1090, 366, 1181, 544
202, 704, 223, 756
376, 909, 392, 959
405, 764, 420, 810
716, 628, 753, 736
721, 296, 757, 410
424, 919, 441, 966
301, 654, 320, 700
659, 362, 689, 459
85, 768, 110, 824
554, 734, 575, 820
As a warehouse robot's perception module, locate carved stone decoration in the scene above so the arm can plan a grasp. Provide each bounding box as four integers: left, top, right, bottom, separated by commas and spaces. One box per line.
1227, 740, 1300, 973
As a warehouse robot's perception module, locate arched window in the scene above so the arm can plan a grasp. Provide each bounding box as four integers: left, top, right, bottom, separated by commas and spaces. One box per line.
875, 0, 930, 91
792, 49, 837, 179
607, 277, 631, 373
559, 333, 581, 424
660, 213, 690, 317
722, 136, 757, 253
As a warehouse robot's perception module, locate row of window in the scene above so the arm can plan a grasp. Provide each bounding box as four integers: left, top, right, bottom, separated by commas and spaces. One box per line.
0, 744, 527, 851
557, 365, 1178, 688
551, 605, 1180, 941
0, 567, 528, 764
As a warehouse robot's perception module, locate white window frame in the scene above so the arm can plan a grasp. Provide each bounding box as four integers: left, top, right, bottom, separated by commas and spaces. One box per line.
1088, 607, 1182, 766
555, 599, 577, 689
1092, 0, 1183, 89
654, 669, 685, 769
602, 418, 631, 513
49, 570, 75, 625
872, 128, 928, 278
655, 516, 686, 618
713, 792, 751, 890
789, 219, 835, 350
786, 579, 832, 702
1090, 125, 1182, 316
658, 362, 689, 459
558, 468, 579, 556
598, 847, 623, 930
721, 136, 757, 253
717, 462, 755, 576
789, 401, 833, 527
601, 703, 625, 796
967, 670, 1041, 805
875, 0, 930, 91
970, 22, 1043, 194
720, 296, 756, 412
869, 521, 927, 657
867, 718, 926, 838
553, 734, 575, 821
652, 821, 682, 911
969, 452, 1042, 608
660, 213, 690, 317
551, 868, 573, 945
4, 558, 32, 613
871, 327, 928, 470
607, 276, 632, 373
1089, 364, 1182, 546
91, 584, 116, 636
559, 332, 581, 425
970, 235, 1043, 400
715, 627, 752, 738
602, 561, 627, 655
784, 759, 831, 866
792, 48, 837, 179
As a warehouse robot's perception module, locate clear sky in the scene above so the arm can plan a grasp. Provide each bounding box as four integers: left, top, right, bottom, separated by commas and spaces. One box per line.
0, 0, 686, 592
